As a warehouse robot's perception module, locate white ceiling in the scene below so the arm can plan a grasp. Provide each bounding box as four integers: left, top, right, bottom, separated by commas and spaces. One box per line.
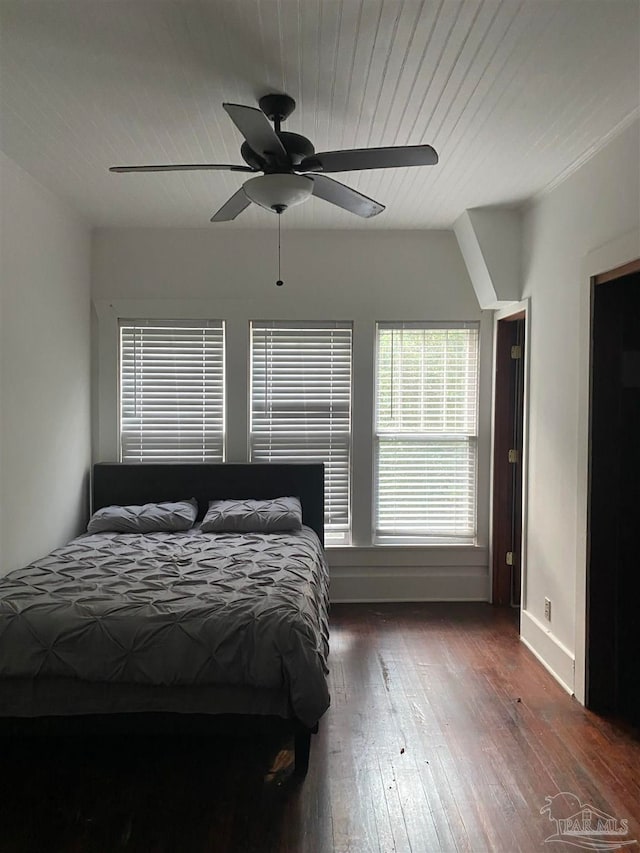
1, 0, 638, 229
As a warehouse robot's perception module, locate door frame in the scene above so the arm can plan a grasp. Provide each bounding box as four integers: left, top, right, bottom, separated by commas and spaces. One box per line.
574, 230, 640, 704
490, 299, 530, 608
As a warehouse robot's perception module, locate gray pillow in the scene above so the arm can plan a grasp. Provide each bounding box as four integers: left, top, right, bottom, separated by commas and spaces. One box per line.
201, 496, 302, 533
87, 498, 198, 534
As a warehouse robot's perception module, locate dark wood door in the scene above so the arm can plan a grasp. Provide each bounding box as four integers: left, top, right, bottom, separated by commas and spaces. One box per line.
492, 315, 525, 607
588, 266, 640, 724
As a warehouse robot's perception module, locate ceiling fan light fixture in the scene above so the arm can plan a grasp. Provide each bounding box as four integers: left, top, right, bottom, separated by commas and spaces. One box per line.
243, 173, 313, 213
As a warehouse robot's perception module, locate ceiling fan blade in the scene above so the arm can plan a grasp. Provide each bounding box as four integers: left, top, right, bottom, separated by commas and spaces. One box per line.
223, 103, 288, 162
110, 164, 256, 173
309, 174, 384, 218
300, 144, 438, 173
210, 187, 252, 222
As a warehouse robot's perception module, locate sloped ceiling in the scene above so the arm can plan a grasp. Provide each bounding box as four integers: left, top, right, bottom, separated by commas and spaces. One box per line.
0, 0, 638, 228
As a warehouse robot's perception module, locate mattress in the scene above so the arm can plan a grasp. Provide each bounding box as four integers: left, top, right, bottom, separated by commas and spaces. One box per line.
0, 525, 330, 728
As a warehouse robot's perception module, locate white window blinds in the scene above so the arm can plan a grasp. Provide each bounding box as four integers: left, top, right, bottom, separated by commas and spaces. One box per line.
250, 322, 353, 542
120, 321, 225, 462
375, 323, 479, 543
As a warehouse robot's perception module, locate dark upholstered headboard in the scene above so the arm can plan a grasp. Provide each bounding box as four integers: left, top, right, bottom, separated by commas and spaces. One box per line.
92, 463, 325, 544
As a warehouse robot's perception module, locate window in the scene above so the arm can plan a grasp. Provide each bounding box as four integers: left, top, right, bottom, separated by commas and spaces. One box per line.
375, 323, 479, 543
250, 322, 352, 543
119, 321, 225, 462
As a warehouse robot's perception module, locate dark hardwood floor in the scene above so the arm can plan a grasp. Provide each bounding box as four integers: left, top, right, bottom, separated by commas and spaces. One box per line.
2, 603, 639, 852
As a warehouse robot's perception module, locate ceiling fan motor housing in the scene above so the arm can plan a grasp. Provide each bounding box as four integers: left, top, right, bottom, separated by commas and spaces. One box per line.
237, 94, 316, 171
241, 132, 315, 171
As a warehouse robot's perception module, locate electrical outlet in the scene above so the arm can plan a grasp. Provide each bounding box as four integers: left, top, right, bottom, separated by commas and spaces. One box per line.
544, 598, 551, 621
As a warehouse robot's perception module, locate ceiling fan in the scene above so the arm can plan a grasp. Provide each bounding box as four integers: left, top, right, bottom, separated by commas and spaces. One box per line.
110, 94, 438, 222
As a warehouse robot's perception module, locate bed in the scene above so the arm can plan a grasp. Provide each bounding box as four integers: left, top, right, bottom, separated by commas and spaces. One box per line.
0, 462, 330, 775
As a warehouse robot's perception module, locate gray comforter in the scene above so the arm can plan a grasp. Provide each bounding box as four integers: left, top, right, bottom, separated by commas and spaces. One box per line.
0, 526, 330, 727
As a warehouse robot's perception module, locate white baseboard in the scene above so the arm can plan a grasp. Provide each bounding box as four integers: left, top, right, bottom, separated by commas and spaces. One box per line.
520, 609, 575, 695
328, 561, 489, 603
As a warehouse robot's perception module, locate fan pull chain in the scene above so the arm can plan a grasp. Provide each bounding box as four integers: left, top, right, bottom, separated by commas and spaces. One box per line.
276, 214, 283, 287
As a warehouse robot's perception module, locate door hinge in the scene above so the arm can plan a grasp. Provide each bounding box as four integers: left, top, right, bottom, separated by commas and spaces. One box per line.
511, 345, 522, 360
506, 551, 514, 566
508, 448, 519, 463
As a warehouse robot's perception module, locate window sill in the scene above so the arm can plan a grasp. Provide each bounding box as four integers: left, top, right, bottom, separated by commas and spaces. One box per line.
325, 543, 487, 568
324, 542, 481, 551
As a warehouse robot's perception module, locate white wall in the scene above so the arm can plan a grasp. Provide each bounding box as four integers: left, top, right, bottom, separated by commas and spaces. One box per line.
520, 120, 640, 698
0, 152, 92, 575
92, 227, 492, 601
